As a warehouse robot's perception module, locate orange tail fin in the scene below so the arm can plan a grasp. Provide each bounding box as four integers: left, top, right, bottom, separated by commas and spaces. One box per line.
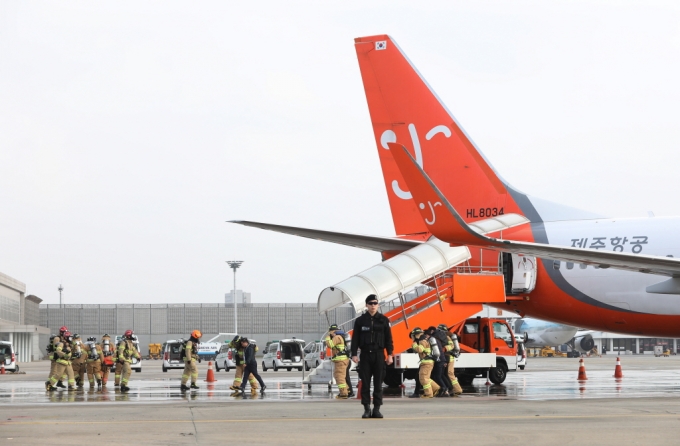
355, 35, 529, 235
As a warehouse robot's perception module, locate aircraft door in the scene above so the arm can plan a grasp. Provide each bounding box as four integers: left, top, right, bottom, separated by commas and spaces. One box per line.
502, 253, 537, 295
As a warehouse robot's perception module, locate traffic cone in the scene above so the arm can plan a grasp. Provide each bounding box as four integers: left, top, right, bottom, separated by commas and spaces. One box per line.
205, 361, 217, 382
355, 381, 362, 399
613, 357, 624, 378
577, 358, 587, 380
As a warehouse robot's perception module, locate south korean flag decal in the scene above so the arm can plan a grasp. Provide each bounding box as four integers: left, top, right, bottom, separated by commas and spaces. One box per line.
375, 40, 387, 50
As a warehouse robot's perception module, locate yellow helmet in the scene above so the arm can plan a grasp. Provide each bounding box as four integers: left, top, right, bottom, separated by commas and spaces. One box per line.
191, 330, 202, 339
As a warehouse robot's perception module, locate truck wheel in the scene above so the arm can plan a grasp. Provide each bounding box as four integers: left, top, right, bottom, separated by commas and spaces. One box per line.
286, 367, 292, 372
273, 363, 278, 372
457, 374, 475, 386
215, 362, 221, 371
163, 366, 167, 372
305, 362, 310, 371
383, 368, 402, 388
135, 369, 141, 373
262, 361, 267, 372
489, 364, 507, 384
225, 362, 230, 372
519, 365, 525, 370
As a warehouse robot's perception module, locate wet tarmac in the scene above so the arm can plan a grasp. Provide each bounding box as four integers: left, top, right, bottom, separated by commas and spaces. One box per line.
4, 357, 680, 444
3, 355, 680, 405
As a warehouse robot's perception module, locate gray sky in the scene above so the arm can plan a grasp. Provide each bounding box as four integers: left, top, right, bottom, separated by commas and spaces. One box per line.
2, 2, 680, 305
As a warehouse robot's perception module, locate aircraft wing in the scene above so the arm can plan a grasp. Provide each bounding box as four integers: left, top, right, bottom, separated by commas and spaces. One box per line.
229, 220, 421, 252
387, 142, 680, 278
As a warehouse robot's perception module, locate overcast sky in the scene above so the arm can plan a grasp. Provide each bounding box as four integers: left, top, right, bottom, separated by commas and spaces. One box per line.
2, 2, 680, 305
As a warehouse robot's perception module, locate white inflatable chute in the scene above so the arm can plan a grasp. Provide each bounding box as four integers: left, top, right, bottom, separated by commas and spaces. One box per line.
317, 238, 471, 315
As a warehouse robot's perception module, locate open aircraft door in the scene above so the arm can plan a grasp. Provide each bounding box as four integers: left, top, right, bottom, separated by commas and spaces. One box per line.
501, 253, 537, 295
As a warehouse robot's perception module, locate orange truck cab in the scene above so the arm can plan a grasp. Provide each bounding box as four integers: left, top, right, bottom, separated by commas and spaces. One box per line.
454, 316, 518, 385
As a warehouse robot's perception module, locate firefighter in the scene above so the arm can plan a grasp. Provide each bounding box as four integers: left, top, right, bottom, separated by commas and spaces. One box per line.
351, 294, 394, 419
239, 337, 265, 395
46, 331, 75, 391
116, 329, 141, 392
325, 324, 350, 399
70, 334, 86, 388
100, 334, 114, 387
181, 330, 202, 391
410, 327, 440, 398
228, 335, 245, 391
83, 336, 104, 389
438, 324, 463, 396
46, 326, 69, 389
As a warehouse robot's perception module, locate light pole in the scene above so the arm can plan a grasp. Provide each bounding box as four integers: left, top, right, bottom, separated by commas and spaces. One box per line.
227, 261, 243, 333
58, 284, 63, 307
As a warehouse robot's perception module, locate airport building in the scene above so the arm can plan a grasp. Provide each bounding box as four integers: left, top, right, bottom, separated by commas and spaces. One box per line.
225, 289, 251, 304
0, 272, 50, 362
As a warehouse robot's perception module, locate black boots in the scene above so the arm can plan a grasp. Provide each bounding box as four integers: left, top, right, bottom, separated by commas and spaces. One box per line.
260, 385, 267, 394
362, 404, 371, 418
180, 384, 189, 391
371, 405, 383, 418
190, 383, 199, 389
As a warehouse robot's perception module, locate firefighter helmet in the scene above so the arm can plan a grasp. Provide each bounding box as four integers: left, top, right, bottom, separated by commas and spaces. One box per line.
124, 329, 134, 339
59, 326, 68, 334
191, 330, 202, 339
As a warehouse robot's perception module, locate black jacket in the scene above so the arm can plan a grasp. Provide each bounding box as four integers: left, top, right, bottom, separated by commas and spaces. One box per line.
243, 344, 257, 365
351, 311, 394, 356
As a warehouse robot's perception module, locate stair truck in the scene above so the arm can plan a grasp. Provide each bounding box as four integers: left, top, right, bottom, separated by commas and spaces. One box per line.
305, 224, 532, 389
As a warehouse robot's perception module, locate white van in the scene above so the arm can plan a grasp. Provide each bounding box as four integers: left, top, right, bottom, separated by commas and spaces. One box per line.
215, 343, 235, 372
262, 339, 305, 372
0, 341, 18, 373
303, 341, 325, 371
162, 340, 185, 372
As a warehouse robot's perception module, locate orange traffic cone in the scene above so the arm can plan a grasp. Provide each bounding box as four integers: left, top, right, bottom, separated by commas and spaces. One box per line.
205, 361, 217, 382
613, 357, 624, 378
355, 381, 362, 399
577, 358, 587, 380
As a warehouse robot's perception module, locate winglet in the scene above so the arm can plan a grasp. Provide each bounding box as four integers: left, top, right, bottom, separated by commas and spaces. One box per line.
387, 142, 497, 247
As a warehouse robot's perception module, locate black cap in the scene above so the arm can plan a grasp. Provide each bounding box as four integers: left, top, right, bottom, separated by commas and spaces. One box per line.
328, 324, 339, 332
365, 294, 378, 303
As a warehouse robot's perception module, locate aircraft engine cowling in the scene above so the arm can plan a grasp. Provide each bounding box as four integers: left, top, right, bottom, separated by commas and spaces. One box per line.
574, 334, 595, 353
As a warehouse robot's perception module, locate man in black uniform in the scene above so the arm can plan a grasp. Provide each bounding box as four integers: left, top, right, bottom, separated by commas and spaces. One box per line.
351, 294, 393, 419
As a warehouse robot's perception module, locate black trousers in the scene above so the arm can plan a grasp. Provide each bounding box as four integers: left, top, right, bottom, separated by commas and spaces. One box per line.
359, 350, 385, 406
346, 363, 354, 394
433, 361, 451, 392
241, 362, 265, 389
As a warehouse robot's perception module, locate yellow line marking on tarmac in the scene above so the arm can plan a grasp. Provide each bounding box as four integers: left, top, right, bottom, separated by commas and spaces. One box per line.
3, 413, 679, 425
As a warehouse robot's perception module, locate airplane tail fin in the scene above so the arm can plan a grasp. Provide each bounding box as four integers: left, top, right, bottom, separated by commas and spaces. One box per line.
354, 35, 533, 235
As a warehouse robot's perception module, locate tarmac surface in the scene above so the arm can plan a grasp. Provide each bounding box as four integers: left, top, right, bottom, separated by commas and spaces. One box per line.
2, 355, 680, 444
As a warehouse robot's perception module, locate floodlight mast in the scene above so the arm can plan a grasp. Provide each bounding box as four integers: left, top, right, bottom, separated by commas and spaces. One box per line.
226, 261, 243, 333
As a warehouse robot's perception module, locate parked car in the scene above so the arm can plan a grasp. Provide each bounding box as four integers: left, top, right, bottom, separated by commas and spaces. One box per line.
262, 339, 305, 371
0, 341, 18, 373
303, 340, 325, 371
162, 340, 185, 372
215, 343, 235, 372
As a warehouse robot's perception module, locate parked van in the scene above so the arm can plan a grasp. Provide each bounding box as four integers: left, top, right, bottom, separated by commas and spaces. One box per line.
215, 343, 235, 372
303, 341, 325, 371
162, 340, 185, 372
0, 341, 18, 373
262, 339, 305, 371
